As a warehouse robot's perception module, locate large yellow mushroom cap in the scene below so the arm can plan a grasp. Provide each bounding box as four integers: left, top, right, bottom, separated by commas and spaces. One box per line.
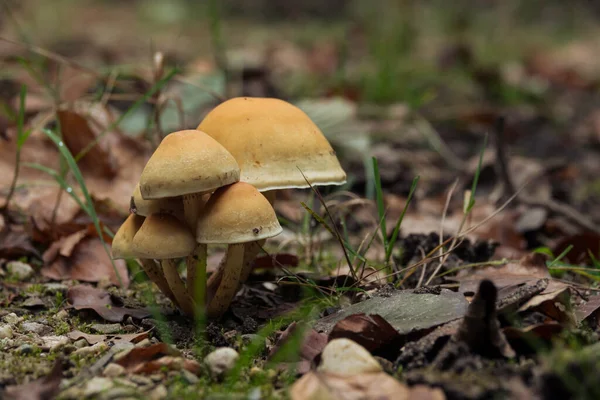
197, 97, 347, 191
196, 182, 282, 244
139, 130, 240, 200
131, 214, 196, 259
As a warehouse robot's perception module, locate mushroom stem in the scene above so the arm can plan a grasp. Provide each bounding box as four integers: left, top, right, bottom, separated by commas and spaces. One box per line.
206, 243, 244, 318
139, 259, 180, 307
186, 244, 207, 309
182, 193, 208, 306
161, 259, 196, 317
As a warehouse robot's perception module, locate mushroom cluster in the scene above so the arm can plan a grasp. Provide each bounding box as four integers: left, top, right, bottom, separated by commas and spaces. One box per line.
112, 97, 346, 318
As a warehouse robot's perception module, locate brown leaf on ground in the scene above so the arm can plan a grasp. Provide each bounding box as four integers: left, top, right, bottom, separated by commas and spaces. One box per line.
575, 295, 600, 327
114, 343, 187, 374
57, 105, 117, 179
551, 231, 600, 264
503, 323, 564, 354
290, 371, 444, 400
0, 224, 40, 259
42, 232, 129, 287
328, 313, 403, 356
132, 355, 201, 375
67, 329, 150, 345
268, 322, 328, 375
67, 285, 149, 322
1, 359, 63, 400
252, 253, 299, 269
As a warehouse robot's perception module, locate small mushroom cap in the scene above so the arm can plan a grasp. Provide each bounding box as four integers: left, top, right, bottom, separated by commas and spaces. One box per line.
197, 97, 346, 191
112, 214, 144, 259
139, 130, 240, 200
132, 214, 196, 259
196, 182, 282, 244
130, 183, 183, 218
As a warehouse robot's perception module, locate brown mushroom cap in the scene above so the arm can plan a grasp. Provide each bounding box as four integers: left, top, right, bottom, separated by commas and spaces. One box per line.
130, 183, 183, 218
139, 130, 240, 200
196, 182, 282, 244
132, 214, 196, 259
197, 97, 346, 191
112, 214, 144, 259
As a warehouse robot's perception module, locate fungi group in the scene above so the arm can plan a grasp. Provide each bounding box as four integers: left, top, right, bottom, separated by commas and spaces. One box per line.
112, 97, 346, 318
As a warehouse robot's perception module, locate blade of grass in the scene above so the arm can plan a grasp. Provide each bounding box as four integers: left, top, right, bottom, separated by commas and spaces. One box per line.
548, 245, 573, 268
385, 175, 419, 264
2, 85, 31, 212
372, 157, 388, 249
40, 128, 124, 287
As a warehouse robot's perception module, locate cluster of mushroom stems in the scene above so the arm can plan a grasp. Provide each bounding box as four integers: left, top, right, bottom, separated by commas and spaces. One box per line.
112, 97, 346, 318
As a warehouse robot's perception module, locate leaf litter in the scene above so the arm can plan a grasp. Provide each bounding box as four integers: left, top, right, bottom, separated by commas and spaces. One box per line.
2, 2, 600, 399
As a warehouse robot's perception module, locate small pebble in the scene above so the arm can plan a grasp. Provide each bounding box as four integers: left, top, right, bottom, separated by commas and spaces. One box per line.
103, 363, 125, 377
130, 374, 153, 387
82, 377, 114, 397
204, 347, 239, 377
91, 323, 122, 334
17, 344, 35, 355
74, 341, 108, 356
21, 321, 50, 335
6, 261, 34, 281
181, 369, 199, 384
134, 338, 152, 348
3, 313, 21, 325
73, 338, 88, 349
318, 338, 382, 376
41, 335, 70, 352
148, 385, 168, 400
0, 324, 14, 339
53, 310, 69, 321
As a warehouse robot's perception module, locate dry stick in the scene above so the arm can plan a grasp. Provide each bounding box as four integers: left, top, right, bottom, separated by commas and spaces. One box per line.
493, 116, 600, 235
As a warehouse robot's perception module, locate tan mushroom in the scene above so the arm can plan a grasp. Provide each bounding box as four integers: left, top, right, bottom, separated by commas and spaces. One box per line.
131, 213, 197, 316
130, 183, 183, 220
196, 182, 282, 318
111, 213, 179, 307
197, 97, 346, 286
139, 129, 240, 306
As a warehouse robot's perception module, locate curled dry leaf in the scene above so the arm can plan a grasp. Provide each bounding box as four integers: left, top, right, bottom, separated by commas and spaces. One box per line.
269, 322, 328, 375
57, 106, 117, 179
67, 329, 150, 345
67, 285, 150, 322
1, 359, 63, 400
42, 230, 129, 288
0, 225, 40, 259
328, 313, 403, 357
114, 342, 199, 375
575, 295, 600, 326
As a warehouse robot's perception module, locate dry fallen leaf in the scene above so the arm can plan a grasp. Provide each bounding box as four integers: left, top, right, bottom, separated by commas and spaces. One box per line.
269, 322, 328, 375
42, 231, 129, 288
1, 359, 63, 400
67, 329, 150, 345
67, 285, 149, 322
328, 313, 402, 356
114, 343, 200, 375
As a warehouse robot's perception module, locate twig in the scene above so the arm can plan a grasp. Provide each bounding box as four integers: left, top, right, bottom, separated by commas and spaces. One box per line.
493, 116, 600, 235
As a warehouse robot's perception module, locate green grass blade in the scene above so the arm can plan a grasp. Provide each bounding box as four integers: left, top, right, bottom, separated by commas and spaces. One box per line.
385, 175, 419, 263
40, 128, 124, 287
466, 133, 488, 212
16, 85, 32, 148
548, 245, 573, 268
372, 157, 387, 248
